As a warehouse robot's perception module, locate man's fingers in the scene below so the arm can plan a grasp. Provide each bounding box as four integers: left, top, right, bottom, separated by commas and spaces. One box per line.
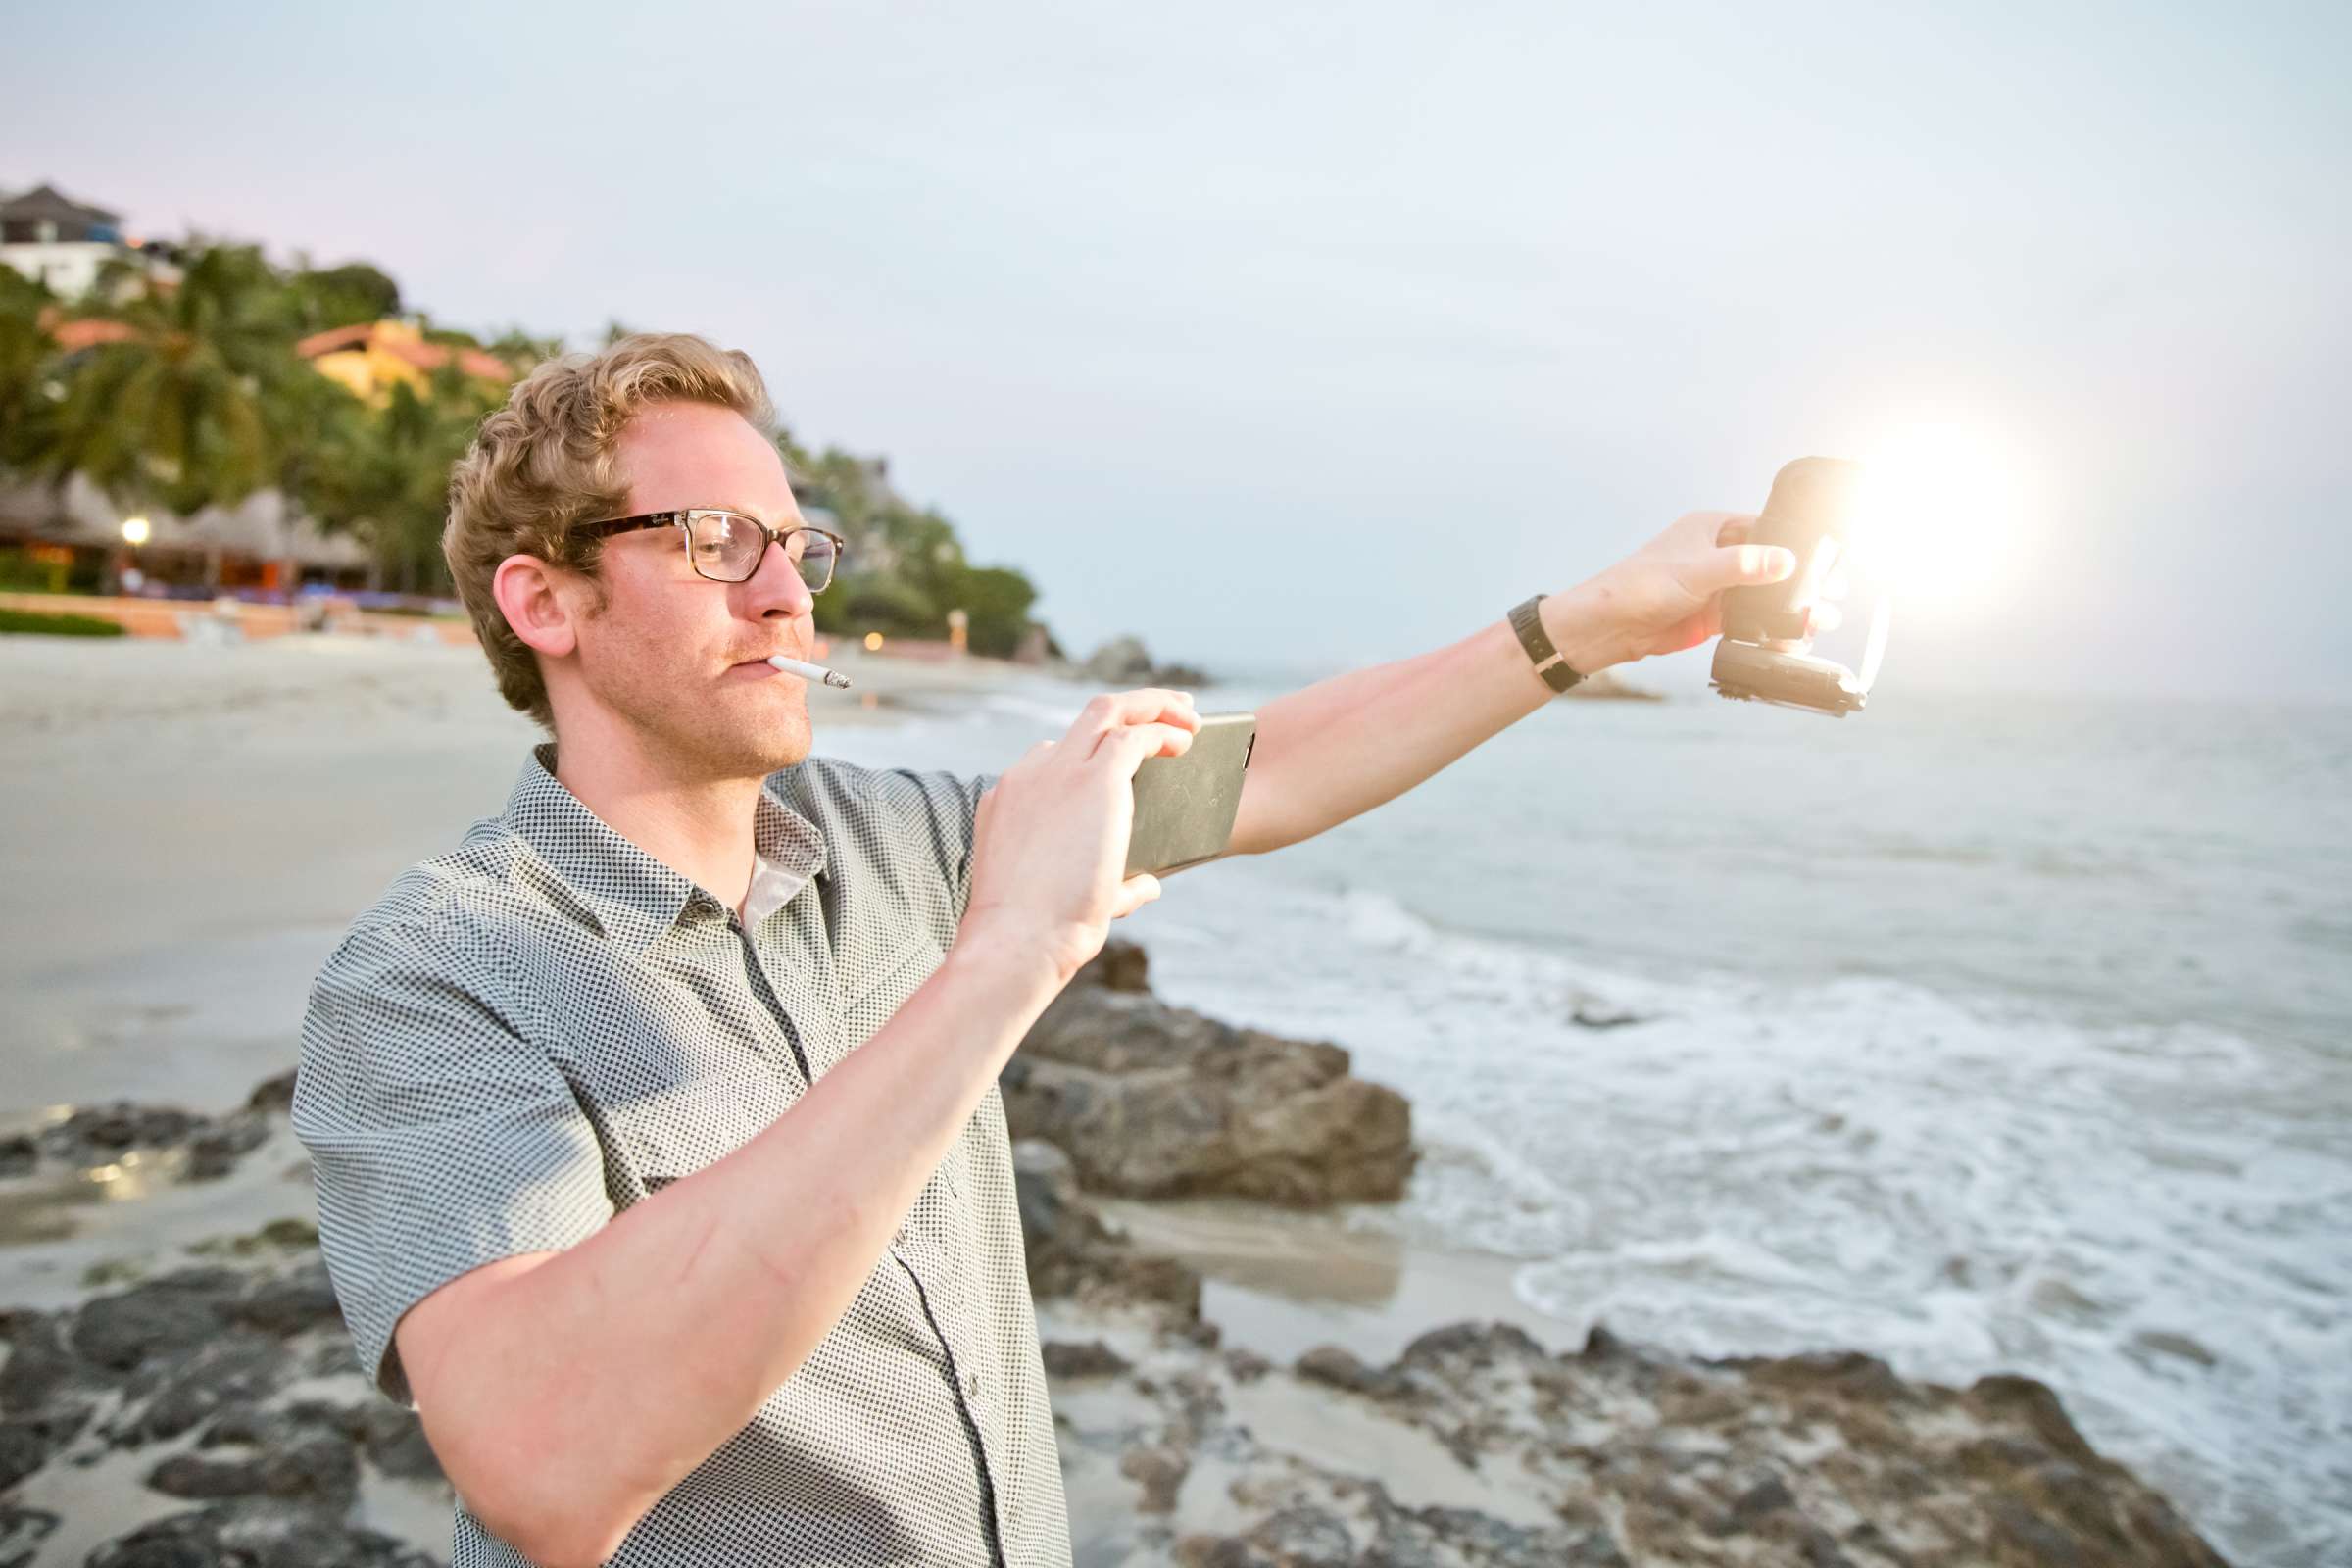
1693, 543, 1797, 593
1079, 689, 1197, 734
1712, 512, 1761, 546
1096, 720, 1194, 770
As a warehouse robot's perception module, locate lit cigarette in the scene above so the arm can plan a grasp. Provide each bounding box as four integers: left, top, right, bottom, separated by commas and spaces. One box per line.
767, 654, 854, 689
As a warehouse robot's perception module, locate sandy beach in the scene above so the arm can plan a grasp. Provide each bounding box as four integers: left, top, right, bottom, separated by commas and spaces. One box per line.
0, 632, 1022, 1115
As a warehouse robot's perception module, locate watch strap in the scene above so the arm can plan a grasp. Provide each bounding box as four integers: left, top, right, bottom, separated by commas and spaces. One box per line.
1508, 593, 1584, 693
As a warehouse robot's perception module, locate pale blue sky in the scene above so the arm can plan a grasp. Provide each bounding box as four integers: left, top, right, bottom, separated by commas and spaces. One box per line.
7, 1, 2345, 698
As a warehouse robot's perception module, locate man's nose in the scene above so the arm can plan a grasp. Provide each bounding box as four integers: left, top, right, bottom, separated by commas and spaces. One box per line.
740, 539, 814, 618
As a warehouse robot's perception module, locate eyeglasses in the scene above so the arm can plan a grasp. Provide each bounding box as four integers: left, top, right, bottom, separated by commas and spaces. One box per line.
569, 509, 846, 591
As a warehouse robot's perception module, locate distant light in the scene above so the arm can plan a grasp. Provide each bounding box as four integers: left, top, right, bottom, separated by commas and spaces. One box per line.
120, 516, 150, 545
863, 631, 885, 651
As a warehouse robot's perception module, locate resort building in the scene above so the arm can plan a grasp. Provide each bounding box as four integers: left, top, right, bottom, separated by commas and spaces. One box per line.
0, 473, 375, 598
0, 182, 180, 300
295, 319, 513, 405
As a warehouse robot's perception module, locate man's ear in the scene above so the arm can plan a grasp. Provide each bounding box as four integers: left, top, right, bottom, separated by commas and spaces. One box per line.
492, 553, 582, 661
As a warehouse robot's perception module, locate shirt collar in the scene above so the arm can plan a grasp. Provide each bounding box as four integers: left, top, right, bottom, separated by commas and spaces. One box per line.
500, 741, 829, 955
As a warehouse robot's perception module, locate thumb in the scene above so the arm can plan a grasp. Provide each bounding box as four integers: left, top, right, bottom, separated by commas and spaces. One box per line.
1698, 543, 1797, 593
1111, 873, 1162, 919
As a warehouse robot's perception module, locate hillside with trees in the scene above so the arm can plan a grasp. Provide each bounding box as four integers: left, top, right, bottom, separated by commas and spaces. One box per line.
0, 239, 1054, 660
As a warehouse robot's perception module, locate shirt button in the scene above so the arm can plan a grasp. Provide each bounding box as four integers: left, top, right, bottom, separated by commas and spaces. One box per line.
963, 1369, 981, 1397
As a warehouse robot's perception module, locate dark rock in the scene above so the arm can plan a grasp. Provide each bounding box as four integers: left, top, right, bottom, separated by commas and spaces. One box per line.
1365, 1488, 1621, 1567
1296, 1345, 1411, 1401
1990, 1499, 2086, 1566
195, 1403, 281, 1449
1137, 1316, 2233, 1568
1728, 1348, 1911, 1403
245, 1068, 301, 1114
55, 1103, 201, 1154
1012, 1140, 1202, 1323
72, 1269, 245, 1372
1120, 1441, 1190, 1513
1966, 1374, 2101, 1468
1070, 936, 1152, 994
1960, 1435, 2054, 1480
1041, 1340, 1133, 1380
120, 1331, 292, 1445
85, 1503, 441, 1568
0, 1503, 65, 1565
1079, 636, 1209, 690
0, 1308, 84, 1412
1012, 1140, 1090, 1250
357, 1404, 443, 1483
1082, 635, 1156, 684
254, 1435, 362, 1506
5, 1085, 298, 1187
1579, 1323, 1628, 1361
147, 1451, 270, 1498
1260, 1506, 1358, 1566
2129, 1329, 2218, 1369
2, 1406, 92, 1492
1399, 1321, 1551, 1372
185, 1113, 270, 1181
1005, 979, 1415, 1205
1731, 1474, 1795, 1522
232, 1259, 343, 1338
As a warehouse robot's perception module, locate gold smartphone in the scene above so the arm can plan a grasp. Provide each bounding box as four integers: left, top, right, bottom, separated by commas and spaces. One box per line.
1125, 710, 1255, 878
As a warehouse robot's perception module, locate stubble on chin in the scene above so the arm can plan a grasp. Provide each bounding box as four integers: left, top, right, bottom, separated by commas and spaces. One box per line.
595, 660, 812, 782
666, 694, 813, 781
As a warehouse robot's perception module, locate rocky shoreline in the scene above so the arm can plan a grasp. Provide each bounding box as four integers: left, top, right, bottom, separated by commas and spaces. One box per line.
0, 942, 2230, 1567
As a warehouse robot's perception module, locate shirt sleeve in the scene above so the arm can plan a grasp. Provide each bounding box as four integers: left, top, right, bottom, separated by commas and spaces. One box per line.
292, 914, 614, 1408
877, 767, 1001, 928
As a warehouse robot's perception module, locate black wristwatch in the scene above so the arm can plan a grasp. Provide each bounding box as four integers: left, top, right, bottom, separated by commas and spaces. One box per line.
1508, 593, 1585, 693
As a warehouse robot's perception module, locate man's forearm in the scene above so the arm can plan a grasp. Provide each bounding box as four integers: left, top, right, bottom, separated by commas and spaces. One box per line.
1227, 583, 1624, 858
422, 924, 1064, 1564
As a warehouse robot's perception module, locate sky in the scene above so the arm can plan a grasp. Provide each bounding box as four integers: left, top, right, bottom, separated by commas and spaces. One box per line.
6, 0, 2345, 700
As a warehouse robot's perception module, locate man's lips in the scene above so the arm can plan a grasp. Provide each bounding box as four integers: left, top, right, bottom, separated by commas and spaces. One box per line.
724, 653, 820, 685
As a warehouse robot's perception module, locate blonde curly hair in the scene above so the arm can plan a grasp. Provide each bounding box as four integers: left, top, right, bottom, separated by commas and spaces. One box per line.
443, 332, 777, 728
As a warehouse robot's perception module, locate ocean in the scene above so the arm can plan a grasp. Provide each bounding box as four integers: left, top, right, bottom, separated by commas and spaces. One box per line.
820, 662, 2352, 1568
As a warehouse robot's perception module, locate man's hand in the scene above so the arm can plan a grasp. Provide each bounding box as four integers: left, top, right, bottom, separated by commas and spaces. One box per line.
962, 688, 1200, 987
1544, 511, 1844, 673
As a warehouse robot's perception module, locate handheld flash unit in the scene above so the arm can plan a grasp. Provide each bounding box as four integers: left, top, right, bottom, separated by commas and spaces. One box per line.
1710, 456, 1889, 717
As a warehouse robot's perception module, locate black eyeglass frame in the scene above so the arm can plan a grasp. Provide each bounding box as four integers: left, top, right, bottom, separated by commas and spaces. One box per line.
569, 509, 848, 589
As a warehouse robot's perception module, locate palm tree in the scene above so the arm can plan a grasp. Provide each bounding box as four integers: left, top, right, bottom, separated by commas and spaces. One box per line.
300, 359, 500, 595
40, 241, 306, 526
0, 266, 59, 473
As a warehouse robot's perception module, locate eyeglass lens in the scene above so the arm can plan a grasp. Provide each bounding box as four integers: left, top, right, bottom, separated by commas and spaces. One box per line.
689, 513, 836, 589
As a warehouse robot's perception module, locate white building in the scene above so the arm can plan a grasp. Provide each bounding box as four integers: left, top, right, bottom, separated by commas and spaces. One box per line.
0, 182, 178, 299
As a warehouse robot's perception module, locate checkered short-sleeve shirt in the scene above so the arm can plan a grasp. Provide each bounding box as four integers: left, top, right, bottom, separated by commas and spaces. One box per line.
291, 741, 1072, 1568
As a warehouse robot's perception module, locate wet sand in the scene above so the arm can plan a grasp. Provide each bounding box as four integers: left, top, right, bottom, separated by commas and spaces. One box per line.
1091, 1194, 1580, 1366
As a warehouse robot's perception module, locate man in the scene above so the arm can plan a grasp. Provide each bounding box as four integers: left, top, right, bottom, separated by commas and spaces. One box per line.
293, 332, 1799, 1567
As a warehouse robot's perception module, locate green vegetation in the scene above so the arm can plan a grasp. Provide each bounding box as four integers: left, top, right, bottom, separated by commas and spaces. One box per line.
0, 605, 129, 636
0, 242, 1048, 652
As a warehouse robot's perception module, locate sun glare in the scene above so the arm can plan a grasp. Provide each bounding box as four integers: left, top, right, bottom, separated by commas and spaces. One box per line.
1848, 421, 2036, 608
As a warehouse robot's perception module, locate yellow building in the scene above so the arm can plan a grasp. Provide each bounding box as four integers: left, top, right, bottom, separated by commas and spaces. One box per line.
295, 319, 512, 405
